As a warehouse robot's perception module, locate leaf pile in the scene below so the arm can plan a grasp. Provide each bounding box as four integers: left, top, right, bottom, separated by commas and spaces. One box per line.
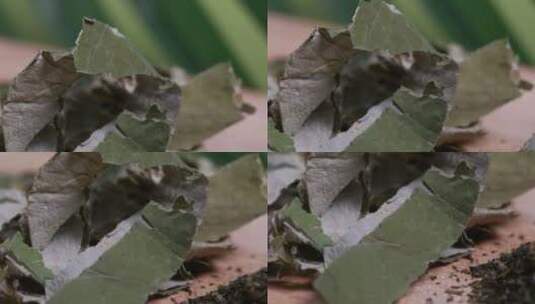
268, 152, 490, 304
0, 18, 251, 152
0, 152, 266, 303
268, 0, 530, 152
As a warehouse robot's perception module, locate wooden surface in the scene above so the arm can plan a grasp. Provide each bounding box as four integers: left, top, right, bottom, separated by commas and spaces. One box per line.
202, 90, 267, 152
0, 154, 267, 303
0, 38, 267, 152
0, 152, 54, 173
267, 13, 535, 304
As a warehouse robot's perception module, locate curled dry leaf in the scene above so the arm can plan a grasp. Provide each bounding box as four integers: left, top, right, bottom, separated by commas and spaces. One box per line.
268, 152, 490, 304
268, 0, 529, 152
0, 153, 267, 303
1, 19, 252, 152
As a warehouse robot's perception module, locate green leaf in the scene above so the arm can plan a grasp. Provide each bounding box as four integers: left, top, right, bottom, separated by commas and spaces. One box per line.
1, 232, 54, 285
281, 199, 333, 251
99, 152, 186, 168
315, 163, 482, 304
447, 40, 523, 127
168, 63, 244, 150
47, 213, 193, 304
350, 0, 435, 54
346, 107, 437, 152
342, 87, 447, 152
478, 152, 535, 209
195, 154, 266, 241
268, 119, 294, 152
141, 200, 198, 255
392, 88, 447, 141
94, 108, 171, 157
115, 108, 170, 151
94, 131, 146, 157
73, 18, 158, 78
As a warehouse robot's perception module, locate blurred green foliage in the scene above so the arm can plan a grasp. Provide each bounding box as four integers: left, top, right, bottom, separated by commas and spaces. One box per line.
269, 0, 535, 65
0, 0, 266, 88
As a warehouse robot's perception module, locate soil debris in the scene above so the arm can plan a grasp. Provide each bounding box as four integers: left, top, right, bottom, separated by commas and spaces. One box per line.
180, 268, 266, 304
469, 243, 535, 303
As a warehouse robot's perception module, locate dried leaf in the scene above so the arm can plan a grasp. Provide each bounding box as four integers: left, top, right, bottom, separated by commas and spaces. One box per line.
41, 216, 84, 275
277, 28, 354, 136
268, 119, 294, 152
1, 152, 263, 303
2, 18, 246, 153
169, 63, 245, 150
315, 156, 485, 304
2, 52, 78, 151
478, 152, 535, 209
27, 153, 103, 249
349, 0, 435, 54
305, 154, 364, 216
269, 0, 529, 152
280, 199, 333, 251
196, 154, 266, 241
447, 40, 523, 127
87, 163, 207, 241
73, 18, 158, 78
94, 107, 171, 158
1, 232, 54, 285
47, 201, 196, 304
267, 153, 304, 206
0, 187, 27, 229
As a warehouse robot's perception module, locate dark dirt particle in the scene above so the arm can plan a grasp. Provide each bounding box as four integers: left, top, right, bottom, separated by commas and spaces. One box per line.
469, 243, 535, 304
445, 288, 464, 296
179, 268, 266, 304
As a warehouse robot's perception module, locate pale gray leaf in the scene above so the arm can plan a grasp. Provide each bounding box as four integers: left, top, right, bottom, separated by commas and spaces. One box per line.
27, 153, 103, 249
